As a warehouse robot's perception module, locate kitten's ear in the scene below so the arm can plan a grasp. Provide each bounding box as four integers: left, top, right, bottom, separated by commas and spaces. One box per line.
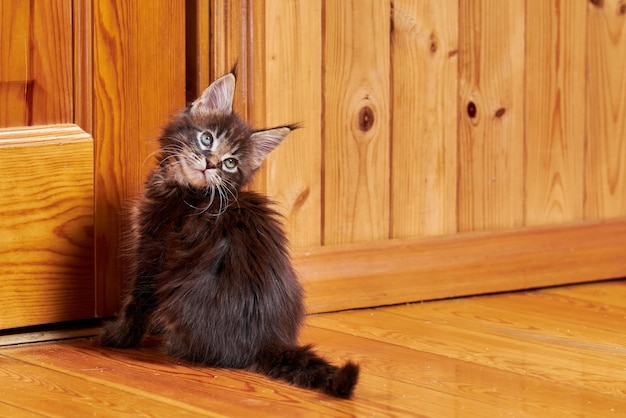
249, 126, 294, 169
191, 73, 236, 114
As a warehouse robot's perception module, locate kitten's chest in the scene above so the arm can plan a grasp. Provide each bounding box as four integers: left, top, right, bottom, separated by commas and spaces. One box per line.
140, 189, 277, 253
139, 193, 212, 240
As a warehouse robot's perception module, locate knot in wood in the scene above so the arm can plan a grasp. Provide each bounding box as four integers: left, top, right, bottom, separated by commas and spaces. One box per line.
429, 33, 438, 54
292, 187, 310, 212
358, 106, 375, 132
467, 101, 477, 118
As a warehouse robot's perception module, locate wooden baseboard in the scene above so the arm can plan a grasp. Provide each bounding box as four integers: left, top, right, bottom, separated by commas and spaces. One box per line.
294, 219, 626, 313
0, 319, 101, 347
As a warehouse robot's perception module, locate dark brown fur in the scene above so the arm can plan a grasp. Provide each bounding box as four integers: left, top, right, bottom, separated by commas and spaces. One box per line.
98, 69, 359, 399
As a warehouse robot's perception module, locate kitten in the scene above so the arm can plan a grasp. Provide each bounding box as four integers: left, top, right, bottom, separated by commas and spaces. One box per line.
98, 69, 359, 399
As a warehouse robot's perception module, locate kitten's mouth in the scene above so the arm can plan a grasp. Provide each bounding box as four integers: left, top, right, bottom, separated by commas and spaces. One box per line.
180, 159, 219, 188
197, 168, 221, 188
201, 168, 220, 187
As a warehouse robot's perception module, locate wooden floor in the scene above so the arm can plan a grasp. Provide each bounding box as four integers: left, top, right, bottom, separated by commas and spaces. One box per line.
1, 280, 626, 417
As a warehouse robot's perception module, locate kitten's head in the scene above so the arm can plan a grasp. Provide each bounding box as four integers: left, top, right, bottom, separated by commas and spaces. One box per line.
157, 71, 294, 192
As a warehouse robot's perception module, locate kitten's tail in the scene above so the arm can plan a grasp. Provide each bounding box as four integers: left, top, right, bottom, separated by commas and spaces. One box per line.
252, 344, 359, 399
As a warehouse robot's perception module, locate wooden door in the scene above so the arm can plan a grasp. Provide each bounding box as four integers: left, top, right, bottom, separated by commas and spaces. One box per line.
0, 0, 185, 329
0, 0, 93, 330
192, 0, 626, 313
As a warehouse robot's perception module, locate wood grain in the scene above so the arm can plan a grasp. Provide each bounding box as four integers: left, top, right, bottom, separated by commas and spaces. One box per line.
525, 0, 586, 226
2, 339, 404, 417
304, 324, 624, 417
391, 0, 458, 238
208, 0, 268, 194
545, 279, 626, 308
0, 355, 217, 417
0, 125, 94, 329
476, 291, 626, 349
457, 0, 525, 231
260, 1, 323, 248
0, 0, 74, 127
2, 280, 626, 416
209, 0, 254, 120
585, 0, 626, 219
93, 0, 186, 316
307, 286, 626, 415
323, 0, 391, 244
294, 218, 626, 313
73, 0, 93, 134
194, 1, 321, 247
0, 0, 30, 127
185, 0, 211, 104
29, 0, 73, 126
87, 0, 626, 328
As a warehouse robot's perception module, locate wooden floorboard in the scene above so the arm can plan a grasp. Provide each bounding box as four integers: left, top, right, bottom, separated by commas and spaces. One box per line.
1, 280, 626, 417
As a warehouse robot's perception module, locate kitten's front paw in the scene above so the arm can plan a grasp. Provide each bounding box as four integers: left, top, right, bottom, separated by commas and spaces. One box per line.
98, 319, 142, 348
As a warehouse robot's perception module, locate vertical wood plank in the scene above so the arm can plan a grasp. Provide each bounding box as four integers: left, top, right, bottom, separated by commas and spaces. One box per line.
458, 0, 525, 232
0, 0, 73, 127
204, 2, 322, 247
391, 0, 458, 238
209, 0, 254, 120
323, 0, 391, 245
0, 0, 29, 80
73, 0, 93, 134
209, 1, 266, 192
0, 0, 30, 126
585, 0, 626, 219
94, 0, 186, 316
247, 1, 269, 194
261, 1, 323, 248
185, 0, 210, 103
525, 0, 586, 226
30, 0, 73, 126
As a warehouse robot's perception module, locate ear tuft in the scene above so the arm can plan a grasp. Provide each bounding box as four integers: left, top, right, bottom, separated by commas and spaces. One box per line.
249, 126, 294, 169
191, 73, 236, 114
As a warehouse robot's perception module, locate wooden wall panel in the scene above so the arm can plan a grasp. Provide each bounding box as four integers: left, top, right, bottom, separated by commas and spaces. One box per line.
0, 0, 73, 127
391, 0, 458, 238
73, 0, 93, 134
585, 0, 626, 219
186, 0, 210, 103
525, 0, 586, 226
458, 0, 525, 232
323, 0, 391, 245
208, 0, 253, 117
184, 1, 626, 314
94, 0, 186, 316
208, 1, 267, 193
206, 1, 322, 246
261, 1, 323, 247
0, 0, 30, 126
29, 0, 73, 126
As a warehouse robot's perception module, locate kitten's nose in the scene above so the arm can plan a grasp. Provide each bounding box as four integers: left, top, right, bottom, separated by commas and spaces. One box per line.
206, 158, 217, 170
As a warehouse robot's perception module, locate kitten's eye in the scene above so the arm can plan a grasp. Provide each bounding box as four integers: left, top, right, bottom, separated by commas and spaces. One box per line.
222, 158, 238, 170
198, 131, 213, 148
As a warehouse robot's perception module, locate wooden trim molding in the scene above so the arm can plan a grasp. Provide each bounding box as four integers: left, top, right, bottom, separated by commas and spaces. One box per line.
295, 219, 626, 313
0, 123, 92, 146
72, 0, 93, 134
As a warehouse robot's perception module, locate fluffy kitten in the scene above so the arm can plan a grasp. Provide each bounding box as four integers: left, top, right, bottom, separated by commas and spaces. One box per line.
98, 69, 359, 399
